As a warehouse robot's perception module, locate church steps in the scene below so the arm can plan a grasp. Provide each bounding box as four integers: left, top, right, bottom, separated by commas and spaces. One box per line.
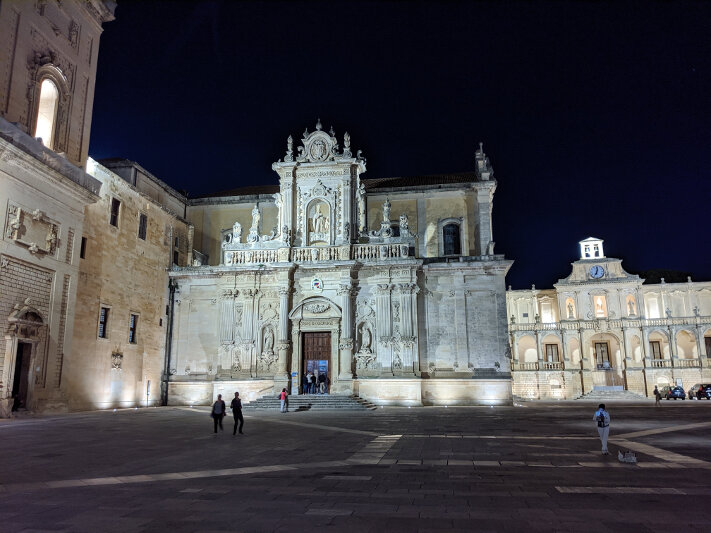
243, 394, 377, 411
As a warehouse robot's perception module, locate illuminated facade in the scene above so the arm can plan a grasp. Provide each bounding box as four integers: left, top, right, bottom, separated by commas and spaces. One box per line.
0, 0, 115, 416
507, 238, 711, 400
169, 127, 513, 406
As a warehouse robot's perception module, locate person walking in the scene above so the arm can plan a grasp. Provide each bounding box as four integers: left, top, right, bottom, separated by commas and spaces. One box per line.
318, 372, 326, 394
593, 403, 610, 455
654, 386, 662, 406
230, 391, 244, 435
279, 388, 288, 413
212, 394, 226, 433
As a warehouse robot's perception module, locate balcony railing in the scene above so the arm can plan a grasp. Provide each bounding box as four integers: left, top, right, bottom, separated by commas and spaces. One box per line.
646, 359, 672, 368
510, 316, 711, 332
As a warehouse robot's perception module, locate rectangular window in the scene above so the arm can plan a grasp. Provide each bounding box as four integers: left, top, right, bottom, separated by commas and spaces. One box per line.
98, 307, 110, 338
173, 250, 179, 265
544, 344, 559, 362
110, 198, 121, 227
128, 314, 138, 344
650, 341, 662, 359
174, 236, 179, 247
138, 213, 147, 240
80, 236, 87, 259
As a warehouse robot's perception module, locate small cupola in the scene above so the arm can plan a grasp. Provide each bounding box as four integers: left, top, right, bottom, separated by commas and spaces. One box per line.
579, 237, 605, 260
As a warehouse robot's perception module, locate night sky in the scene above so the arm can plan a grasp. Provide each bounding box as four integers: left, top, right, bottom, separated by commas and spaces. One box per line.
89, 1, 711, 289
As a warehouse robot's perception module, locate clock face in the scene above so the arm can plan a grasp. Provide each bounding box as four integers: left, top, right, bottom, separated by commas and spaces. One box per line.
589, 265, 604, 279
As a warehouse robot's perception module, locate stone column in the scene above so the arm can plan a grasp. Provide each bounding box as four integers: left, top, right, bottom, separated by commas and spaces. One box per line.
375, 284, 392, 339
398, 283, 419, 374
242, 289, 257, 376
454, 289, 467, 367
276, 286, 291, 379
338, 284, 354, 379
669, 326, 678, 361
561, 330, 569, 362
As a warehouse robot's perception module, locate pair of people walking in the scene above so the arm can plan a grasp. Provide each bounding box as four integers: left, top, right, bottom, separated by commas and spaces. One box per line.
211, 392, 244, 435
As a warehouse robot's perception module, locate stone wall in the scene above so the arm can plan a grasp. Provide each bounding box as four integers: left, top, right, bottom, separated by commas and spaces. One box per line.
66, 161, 191, 410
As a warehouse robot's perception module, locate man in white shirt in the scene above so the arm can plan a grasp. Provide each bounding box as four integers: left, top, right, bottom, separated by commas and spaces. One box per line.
593, 403, 610, 455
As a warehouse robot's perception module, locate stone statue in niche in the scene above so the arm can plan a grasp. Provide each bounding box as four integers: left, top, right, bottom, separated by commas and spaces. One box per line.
567, 302, 574, 319
486, 241, 495, 255
359, 324, 372, 353
308, 202, 330, 244
263, 328, 274, 355
311, 204, 329, 233
628, 299, 636, 315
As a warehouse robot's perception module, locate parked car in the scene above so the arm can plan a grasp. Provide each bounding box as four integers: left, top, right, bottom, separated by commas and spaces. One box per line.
688, 384, 711, 400
661, 386, 686, 400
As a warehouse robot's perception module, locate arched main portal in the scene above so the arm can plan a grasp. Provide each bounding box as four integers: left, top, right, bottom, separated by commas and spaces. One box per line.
1, 301, 46, 416
289, 297, 343, 394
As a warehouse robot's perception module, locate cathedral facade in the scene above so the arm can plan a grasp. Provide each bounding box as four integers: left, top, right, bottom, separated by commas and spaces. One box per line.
168, 124, 513, 406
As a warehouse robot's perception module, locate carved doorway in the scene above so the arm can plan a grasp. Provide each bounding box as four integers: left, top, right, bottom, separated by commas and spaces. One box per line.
303, 332, 330, 394
11, 342, 31, 411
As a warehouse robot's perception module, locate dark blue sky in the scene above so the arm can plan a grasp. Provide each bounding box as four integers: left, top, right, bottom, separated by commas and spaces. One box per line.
89, 1, 711, 288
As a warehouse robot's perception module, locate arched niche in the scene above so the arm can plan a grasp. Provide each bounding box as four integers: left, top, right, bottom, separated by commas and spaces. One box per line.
306, 199, 332, 246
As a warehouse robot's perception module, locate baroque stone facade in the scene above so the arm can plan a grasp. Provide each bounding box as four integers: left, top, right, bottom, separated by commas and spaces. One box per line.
168, 123, 513, 406
507, 238, 711, 400
0, 0, 114, 417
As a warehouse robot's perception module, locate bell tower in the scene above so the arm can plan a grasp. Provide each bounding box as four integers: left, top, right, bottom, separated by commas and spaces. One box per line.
579, 237, 605, 260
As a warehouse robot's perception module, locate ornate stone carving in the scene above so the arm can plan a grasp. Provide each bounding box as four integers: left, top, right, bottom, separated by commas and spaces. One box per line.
284, 135, 294, 162
111, 352, 123, 370
357, 182, 366, 234
392, 351, 403, 370
343, 131, 352, 157
260, 302, 278, 321
355, 352, 376, 370
257, 351, 278, 371
339, 338, 354, 350
68, 20, 79, 49
304, 303, 329, 314
6, 204, 59, 255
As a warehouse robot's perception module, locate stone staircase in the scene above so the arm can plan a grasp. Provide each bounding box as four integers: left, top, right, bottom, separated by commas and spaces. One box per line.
576, 387, 648, 401
243, 394, 377, 411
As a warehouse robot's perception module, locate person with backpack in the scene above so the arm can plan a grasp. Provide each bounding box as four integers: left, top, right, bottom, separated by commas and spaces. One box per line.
593, 403, 610, 455
230, 391, 244, 435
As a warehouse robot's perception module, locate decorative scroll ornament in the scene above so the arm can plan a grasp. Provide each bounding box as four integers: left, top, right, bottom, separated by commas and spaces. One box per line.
304, 303, 329, 314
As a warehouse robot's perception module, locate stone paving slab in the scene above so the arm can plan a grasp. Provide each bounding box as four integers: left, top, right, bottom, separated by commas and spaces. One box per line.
1, 403, 711, 531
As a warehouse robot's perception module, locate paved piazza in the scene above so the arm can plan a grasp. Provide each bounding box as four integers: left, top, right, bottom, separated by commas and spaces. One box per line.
1, 402, 710, 532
